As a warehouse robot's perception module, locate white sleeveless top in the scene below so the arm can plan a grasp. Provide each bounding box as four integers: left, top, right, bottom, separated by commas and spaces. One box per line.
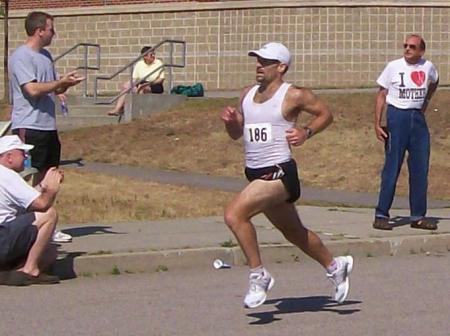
241, 82, 294, 168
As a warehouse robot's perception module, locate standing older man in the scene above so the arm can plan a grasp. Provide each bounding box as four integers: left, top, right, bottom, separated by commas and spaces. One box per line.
220, 42, 353, 309
0, 135, 63, 286
373, 34, 439, 230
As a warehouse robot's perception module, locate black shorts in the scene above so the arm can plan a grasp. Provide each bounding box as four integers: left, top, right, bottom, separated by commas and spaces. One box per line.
245, 159, 301, 203
13, 128, 61, 171
140, 81, 164, 94
0, 213, 38, 268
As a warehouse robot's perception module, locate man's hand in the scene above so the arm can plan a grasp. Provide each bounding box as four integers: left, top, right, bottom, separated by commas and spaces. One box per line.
29, 167, 63, 212
39, 167, 63, 194
220, 106, 239, 124
375, 124, 388, 142
60, 71, 85, 89
286, 128, 308, 146
220, 106, 243, 140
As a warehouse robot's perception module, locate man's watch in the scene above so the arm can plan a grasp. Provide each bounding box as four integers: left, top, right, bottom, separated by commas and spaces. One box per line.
303, 126, 313, 139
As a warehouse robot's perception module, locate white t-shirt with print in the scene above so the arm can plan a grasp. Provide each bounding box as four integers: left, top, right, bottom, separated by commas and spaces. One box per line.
376, 57, 439, 109
0, 164, 40, 224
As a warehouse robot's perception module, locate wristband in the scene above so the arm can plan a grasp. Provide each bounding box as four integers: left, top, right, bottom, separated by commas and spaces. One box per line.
303, 126, 313, 139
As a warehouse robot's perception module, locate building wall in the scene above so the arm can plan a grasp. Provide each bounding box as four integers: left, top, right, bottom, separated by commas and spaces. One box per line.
8, 0, 224, 10
1, 1, 449, 96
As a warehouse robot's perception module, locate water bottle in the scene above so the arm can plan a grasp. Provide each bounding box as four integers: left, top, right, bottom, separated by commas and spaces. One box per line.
24, 153, 32, 169
61, 100, 69, 116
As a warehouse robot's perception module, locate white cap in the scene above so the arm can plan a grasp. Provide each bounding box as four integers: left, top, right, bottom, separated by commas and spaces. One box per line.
248, 42, 291, 66
0, 135, 34, 155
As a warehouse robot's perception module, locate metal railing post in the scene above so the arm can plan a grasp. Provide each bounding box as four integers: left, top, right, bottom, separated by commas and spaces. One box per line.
83, 45, 88, 97
53, 43, 101, 97
92, 39, 186, 104
169, 42, 174, 92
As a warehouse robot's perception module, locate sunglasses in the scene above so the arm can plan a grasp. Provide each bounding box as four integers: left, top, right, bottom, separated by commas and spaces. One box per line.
403, 43, 418, 50
258, 58, 281, 67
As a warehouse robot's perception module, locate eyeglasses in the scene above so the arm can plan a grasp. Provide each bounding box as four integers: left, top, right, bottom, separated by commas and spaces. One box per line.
403, 43, 418, 50
258, 58, 280, 67
16, 150, 28, 158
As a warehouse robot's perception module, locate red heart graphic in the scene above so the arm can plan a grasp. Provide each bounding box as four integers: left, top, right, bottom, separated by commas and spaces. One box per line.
411, 71, 425, 87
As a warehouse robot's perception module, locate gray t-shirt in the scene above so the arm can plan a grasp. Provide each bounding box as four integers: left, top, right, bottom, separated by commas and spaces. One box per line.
9, 45, 57, 131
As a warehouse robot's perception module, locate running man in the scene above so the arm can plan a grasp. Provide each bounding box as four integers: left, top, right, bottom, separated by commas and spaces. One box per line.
220, 42, 353, 308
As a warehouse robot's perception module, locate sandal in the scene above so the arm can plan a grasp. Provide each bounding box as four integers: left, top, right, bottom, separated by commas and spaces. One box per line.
410, 219, 437, 230
107, 111, 121, 116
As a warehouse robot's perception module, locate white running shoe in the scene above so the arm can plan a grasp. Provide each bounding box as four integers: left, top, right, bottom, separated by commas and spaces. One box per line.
52, 230, 72, 243
244, 270, 275, 309
327, 256, 354, 304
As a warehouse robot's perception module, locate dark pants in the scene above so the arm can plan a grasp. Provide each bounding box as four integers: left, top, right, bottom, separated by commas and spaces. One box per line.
12, 128, 61, 171
376, 105, 430, 219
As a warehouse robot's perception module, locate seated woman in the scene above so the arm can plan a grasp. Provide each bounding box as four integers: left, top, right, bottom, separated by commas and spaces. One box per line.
107, 46, 165, 116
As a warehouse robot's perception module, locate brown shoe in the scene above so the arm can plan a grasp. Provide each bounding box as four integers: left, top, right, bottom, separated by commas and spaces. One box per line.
0, 271, 31, 286
5, 271, 59, 286
373, 217, 392, 230
410, 219, 437, 230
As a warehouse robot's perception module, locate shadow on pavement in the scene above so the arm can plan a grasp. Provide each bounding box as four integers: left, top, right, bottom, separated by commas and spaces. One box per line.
247, 296, 361, 324
53, 251, 86, 280
61, 226, 125, 238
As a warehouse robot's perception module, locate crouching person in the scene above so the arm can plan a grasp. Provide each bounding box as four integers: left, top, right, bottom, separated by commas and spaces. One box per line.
0, 135, 63, 285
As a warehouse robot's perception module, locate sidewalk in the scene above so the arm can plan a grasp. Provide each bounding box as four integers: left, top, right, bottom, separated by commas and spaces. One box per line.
54, 204, 450, 278
53, 161, 450, 278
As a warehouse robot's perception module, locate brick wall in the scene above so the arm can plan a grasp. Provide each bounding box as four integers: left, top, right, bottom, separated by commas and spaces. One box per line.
1, 3, 450, 96
9, 0, 235, 10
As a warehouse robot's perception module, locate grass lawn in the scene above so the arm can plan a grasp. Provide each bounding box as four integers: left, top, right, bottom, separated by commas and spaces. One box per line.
2, 90, 449, 224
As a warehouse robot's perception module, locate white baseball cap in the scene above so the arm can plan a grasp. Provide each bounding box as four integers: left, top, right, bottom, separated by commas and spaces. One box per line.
248, 42, 291, 66
0, 135, 34, 155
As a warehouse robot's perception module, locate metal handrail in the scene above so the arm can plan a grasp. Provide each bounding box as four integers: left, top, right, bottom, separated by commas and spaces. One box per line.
53, 43, 101, 97
93, 39, 186, 104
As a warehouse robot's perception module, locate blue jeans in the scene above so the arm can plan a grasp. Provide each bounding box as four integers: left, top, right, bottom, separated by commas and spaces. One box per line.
375, 105, 430, 219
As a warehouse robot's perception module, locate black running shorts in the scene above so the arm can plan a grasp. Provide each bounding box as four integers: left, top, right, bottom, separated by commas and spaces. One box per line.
244, 159, 301, 203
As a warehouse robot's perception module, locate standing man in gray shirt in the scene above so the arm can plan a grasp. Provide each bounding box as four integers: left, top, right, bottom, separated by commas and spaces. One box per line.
9, 11, 85, 244
9, 11, 84, 186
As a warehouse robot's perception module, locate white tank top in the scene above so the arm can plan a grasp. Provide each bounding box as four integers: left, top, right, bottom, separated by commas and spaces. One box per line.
242, 82, 294, 168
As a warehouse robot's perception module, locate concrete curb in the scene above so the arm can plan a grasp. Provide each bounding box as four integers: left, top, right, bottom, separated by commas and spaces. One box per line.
54, 233, 450, 277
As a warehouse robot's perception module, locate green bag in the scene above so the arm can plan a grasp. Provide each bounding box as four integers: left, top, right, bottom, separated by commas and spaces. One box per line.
171, 83, 204, 97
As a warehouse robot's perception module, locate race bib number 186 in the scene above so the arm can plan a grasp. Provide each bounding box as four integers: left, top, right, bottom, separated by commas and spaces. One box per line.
244, 123, 272, 143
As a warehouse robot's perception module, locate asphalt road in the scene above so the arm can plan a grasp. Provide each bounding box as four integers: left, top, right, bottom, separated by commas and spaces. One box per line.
1, 254, 449, 336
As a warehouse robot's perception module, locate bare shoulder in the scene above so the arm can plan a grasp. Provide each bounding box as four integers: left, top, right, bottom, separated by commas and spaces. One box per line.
237, 85, 254, 111
241, 84, 254, 98
285, 84, 317, 108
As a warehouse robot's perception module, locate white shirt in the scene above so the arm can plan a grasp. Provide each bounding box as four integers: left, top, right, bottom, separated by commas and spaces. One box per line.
242, 83, 294, 168
0, 164, 40, 224
377, 57, 438, 109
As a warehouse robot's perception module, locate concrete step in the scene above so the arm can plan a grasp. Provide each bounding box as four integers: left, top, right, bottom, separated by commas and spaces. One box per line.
55, 94, 186, 130
56, 105, 112, 116
64, 95, 112, 106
